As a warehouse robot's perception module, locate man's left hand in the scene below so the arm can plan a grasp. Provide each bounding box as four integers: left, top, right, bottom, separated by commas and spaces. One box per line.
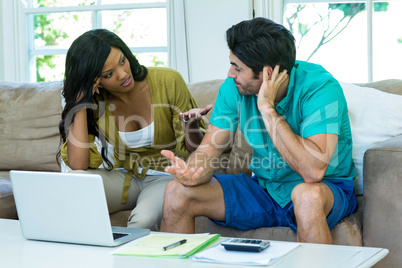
257, 65, 288, 112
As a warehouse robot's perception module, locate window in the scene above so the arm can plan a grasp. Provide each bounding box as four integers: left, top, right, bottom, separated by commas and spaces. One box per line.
3, 1, 399, 83
284, 0, 402, 83
24, 0, 167, 82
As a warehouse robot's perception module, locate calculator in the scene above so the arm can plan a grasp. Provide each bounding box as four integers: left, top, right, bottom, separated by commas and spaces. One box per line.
221, 238, 271, 252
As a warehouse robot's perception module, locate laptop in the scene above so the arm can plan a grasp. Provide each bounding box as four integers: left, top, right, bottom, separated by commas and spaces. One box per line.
10, 170, 150, 247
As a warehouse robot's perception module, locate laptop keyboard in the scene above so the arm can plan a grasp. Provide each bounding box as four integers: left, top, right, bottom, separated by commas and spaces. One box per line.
113, 232, 129, 240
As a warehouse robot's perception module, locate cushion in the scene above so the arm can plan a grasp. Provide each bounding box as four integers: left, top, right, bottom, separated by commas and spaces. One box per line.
0, 81, 63, 171
340, 81, 402, 195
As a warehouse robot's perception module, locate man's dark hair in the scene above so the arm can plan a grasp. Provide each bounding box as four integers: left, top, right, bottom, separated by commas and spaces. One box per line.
226, 17, 296, 77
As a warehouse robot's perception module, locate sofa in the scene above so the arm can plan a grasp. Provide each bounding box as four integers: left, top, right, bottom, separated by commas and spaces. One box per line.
0, 78, 401, 267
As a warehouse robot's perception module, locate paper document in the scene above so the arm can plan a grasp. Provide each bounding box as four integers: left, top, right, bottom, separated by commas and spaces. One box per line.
192, 240, 300, 266
113, 233, 220, 258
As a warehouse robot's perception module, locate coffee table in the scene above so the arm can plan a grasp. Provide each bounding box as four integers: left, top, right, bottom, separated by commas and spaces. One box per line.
0, 219, 388, 267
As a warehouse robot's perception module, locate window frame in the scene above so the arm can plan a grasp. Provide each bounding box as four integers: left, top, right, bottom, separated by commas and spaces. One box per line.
23, 1, 168, 82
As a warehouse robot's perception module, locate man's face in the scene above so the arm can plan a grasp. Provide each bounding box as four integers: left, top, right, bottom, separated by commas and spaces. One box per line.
227, 51, 263, 95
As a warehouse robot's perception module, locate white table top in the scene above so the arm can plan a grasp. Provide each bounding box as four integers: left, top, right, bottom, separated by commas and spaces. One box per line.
0, 219, 388, 268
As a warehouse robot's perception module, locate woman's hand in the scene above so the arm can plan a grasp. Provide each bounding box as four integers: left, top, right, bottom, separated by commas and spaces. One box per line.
75, 78, 101, 103
93, 78, 101, 95
179, 104, 213, 124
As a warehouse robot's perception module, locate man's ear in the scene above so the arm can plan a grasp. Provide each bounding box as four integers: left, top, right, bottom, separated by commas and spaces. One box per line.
258, 66, 274, 81
266, 66, 274, 79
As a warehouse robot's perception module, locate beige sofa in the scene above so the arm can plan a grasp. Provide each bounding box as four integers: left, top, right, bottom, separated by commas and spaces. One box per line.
0, 78, 401, 267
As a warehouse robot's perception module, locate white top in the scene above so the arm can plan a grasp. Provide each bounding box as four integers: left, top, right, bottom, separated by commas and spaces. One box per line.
118, 122, 154, 149
117, 122, 170, 176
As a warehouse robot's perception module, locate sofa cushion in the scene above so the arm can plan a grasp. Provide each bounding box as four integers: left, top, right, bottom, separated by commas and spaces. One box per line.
0, 81, 63, 172
340, 81, 402, 195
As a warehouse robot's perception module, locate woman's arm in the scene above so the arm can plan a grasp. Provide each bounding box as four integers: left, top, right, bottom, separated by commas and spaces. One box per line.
66, 108, 91, 170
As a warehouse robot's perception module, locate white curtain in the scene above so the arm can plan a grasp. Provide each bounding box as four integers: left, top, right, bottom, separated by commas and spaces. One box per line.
0, 0, 26, 82
167, 0, 190, 83
254, 0, 284, 23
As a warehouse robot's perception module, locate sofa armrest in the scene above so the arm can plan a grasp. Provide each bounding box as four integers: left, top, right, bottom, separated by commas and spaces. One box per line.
363, 135, 402, 267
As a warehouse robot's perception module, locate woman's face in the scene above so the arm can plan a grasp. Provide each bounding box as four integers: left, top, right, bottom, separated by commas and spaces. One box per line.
95, 47, 134, 95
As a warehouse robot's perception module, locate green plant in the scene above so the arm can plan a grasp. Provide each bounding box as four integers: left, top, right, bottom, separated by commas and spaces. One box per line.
152, 56, 166, 67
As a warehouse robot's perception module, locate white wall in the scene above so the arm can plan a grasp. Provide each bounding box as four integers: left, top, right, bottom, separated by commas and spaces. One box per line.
184, 0, 253, 83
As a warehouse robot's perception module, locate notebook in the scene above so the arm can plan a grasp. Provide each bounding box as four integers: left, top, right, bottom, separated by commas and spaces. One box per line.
10, 170, 150, 247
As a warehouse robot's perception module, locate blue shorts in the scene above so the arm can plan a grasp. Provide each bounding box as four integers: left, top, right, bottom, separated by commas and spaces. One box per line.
212, 174, 357, 232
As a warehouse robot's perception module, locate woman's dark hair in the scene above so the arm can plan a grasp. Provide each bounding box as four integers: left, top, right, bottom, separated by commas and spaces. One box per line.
57, 29, 148, 170
226, 17, 296, 77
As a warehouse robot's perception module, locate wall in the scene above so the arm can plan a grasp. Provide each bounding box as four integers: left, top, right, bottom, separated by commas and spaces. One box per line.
184, 0, 252, 83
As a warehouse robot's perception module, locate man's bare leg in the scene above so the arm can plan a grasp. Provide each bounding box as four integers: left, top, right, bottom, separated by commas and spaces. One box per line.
160, 177, 226, 233
291, 182, 334, 244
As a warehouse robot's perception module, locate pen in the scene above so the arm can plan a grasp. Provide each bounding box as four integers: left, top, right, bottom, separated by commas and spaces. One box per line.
162, 239, 187, 251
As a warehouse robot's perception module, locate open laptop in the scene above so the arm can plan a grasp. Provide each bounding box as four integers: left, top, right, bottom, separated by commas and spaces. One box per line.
10, 170, 150, 247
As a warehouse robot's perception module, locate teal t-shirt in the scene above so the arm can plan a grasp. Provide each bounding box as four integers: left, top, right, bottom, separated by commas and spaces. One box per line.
210, 61, 356, 207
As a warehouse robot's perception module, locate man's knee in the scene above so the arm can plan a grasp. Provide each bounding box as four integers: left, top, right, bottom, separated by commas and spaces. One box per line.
163, 180, 191, 212
291, 183, 327, 209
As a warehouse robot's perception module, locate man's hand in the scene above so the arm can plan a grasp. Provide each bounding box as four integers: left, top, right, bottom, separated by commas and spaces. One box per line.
257, 65, 288, 113
161, 150, 205, 186
179, 104, 213, 124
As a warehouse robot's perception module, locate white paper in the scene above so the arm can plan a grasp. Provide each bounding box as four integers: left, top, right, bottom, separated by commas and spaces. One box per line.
192, 241, 300, 266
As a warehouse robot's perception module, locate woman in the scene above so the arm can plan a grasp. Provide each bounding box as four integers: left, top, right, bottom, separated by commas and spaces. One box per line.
58, 29, 211, 230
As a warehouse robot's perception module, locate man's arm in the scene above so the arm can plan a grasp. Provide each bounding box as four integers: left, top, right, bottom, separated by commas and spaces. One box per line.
258, 66, 338, 183
262, 109, 338, 183
161, 123, 232, 186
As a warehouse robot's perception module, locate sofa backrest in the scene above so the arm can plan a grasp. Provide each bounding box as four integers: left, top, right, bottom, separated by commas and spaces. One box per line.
0, 81, 63, 172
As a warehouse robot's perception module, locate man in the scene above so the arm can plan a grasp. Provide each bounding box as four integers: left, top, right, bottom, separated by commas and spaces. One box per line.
160, 17, 357, 244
